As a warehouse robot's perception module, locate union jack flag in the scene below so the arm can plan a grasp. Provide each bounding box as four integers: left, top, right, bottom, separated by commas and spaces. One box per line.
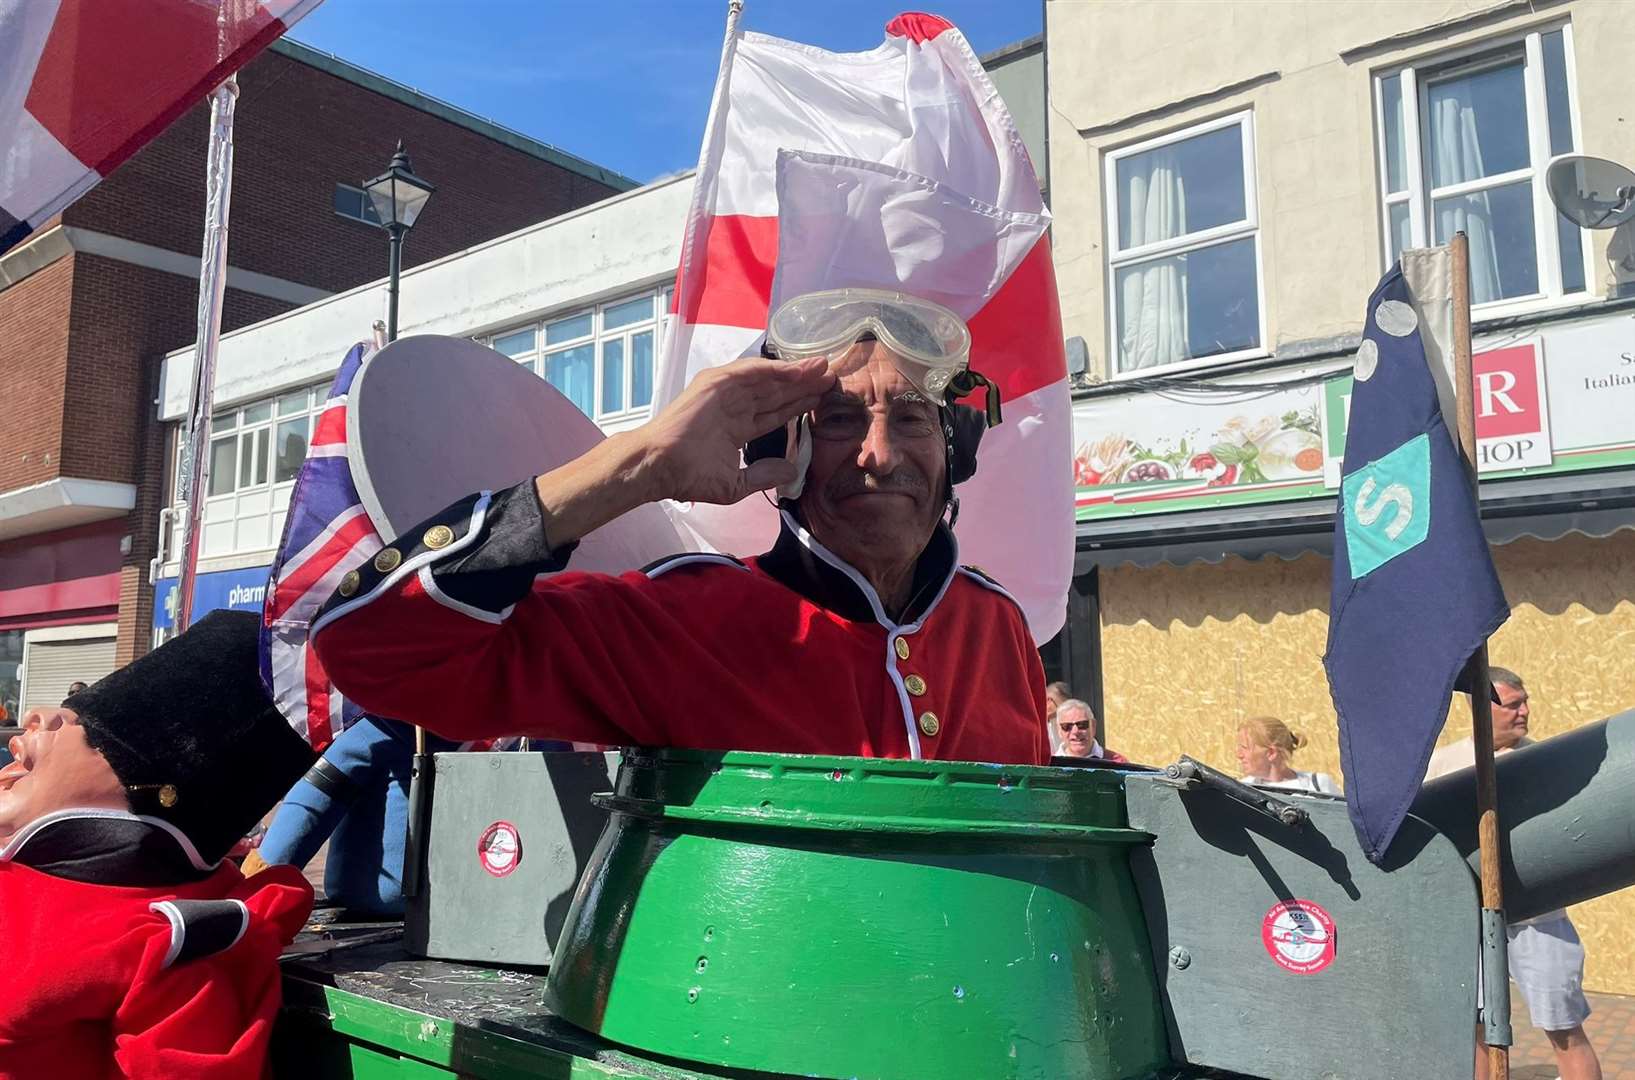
259, 342, 381, 750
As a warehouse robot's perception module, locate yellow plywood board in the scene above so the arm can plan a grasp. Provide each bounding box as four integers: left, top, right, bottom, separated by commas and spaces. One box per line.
1098, 530, 1635, 993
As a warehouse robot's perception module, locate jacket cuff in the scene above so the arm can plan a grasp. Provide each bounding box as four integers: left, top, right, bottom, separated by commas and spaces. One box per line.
317, 482, 576, 622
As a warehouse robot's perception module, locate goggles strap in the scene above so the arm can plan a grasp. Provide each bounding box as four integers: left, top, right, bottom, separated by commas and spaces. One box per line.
947, 370, 1002, 428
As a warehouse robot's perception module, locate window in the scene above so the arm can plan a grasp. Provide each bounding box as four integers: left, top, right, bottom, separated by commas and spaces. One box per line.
333, 183, 383, 227
183, 383, 329, 559
1104, 112, 1263, 376
1, 629, 21, 723
1375, 25, 1588, 307
484, 289, 662, 423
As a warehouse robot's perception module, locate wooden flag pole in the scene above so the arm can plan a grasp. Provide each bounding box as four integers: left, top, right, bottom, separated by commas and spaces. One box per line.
1450, 231, 1510, 1080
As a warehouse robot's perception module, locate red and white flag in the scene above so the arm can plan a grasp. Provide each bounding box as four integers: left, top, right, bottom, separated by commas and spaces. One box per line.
656, 11, 1072, 640
0, 0, 324, 255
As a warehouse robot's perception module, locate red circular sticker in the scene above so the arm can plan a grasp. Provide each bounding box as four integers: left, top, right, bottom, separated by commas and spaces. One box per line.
477, 821, 522, 877
1260, 898, 1336, 974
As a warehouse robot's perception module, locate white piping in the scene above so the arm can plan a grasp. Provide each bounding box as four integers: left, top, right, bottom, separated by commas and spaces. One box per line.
151, 900, 186, 968
311, 492, 494, 638
777, 510, 965, 759
0, 807, 218, 871
645, 553, 750, 579
955, 566, 1025, 614
417, 565, 516, 625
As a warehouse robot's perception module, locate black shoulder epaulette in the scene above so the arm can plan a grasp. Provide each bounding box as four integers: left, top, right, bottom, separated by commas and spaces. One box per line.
149, 898, 250, 969
642, 552, 750, 578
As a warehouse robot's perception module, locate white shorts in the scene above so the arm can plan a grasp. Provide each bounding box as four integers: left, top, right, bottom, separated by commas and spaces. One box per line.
1508, 911, 1591, 1032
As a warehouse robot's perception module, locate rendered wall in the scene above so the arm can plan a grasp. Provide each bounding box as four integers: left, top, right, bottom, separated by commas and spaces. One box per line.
1097, 529, 1635, 994
1045, 0, 1635, 378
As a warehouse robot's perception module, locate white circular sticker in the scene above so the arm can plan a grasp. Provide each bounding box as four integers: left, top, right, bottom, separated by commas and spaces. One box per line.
1261, 898, 1337, 975
1374, 299, 1418, 337
477, 820, 522, 877
1354, 338, 1379, 382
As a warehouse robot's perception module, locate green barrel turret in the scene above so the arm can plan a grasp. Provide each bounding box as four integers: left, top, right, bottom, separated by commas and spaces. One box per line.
543, 750, 1170, 1080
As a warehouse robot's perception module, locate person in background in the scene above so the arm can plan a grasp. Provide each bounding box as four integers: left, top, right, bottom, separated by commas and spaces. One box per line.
1045, 681, 1071, 752
63, 681, 88, 702
1054, 699, 1127, 763
1235, 716, 1340, 794
1425, 667, 1603, 1080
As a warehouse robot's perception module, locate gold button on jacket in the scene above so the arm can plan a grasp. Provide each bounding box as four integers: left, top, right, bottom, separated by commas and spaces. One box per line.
903, 674, 927, 696
894, 637, 911, 660
373, 548, 403, 573
338, 569, 361, 597
422, 524, 455, 550
918, 711, 940, 737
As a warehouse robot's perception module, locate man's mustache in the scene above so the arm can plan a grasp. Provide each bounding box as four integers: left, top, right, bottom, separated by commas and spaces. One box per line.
828, 470, 929, 499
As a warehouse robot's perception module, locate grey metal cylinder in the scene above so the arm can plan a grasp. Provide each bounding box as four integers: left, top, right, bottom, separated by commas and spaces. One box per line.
1410, 708, 1635, 921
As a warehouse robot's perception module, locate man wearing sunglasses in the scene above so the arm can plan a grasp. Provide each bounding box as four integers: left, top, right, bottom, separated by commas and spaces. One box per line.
312, 290, 1050, 767
1426, 667, 1603, 1080
1052, 699, 1127, 763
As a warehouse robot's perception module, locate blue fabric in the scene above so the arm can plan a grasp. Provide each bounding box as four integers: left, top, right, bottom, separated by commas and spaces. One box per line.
259, 715, 450, 914
1324, 265, 1509, 864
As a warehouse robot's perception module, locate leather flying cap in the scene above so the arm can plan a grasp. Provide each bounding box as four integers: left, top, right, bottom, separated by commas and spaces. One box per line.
66, 609, 315, 864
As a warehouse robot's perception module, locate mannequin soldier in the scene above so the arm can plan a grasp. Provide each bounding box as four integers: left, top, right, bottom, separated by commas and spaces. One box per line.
0, 610, 317, 1078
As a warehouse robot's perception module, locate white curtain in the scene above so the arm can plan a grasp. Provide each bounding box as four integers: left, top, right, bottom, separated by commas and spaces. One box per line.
1428, 94, 1503, 303
1118, 150, 1189, 370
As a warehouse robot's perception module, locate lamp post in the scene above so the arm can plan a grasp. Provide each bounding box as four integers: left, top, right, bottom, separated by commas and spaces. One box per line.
362, 141, 436, 341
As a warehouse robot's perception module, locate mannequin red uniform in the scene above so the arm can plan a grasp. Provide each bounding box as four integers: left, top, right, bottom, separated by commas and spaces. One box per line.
0, 811, 311, 1079
312, 485, 1048, 764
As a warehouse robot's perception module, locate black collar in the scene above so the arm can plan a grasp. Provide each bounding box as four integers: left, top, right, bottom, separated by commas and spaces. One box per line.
0, 809, 217, 886
755, 509, 959, 627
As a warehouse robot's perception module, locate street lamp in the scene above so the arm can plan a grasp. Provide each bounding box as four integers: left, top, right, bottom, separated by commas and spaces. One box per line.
363, 141, 435, 341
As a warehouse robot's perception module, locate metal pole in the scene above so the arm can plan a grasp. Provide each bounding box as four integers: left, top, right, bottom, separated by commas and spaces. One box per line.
386, 226, 403, 342
174, 73, 239, 635
1450, 230, 1510, 1080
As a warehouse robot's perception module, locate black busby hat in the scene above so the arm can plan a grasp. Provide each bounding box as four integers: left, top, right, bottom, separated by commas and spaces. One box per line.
65, 609, 315, 865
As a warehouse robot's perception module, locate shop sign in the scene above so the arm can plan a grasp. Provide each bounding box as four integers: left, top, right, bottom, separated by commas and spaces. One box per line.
1075, 311, 1635, 522
152, 565, 272, 630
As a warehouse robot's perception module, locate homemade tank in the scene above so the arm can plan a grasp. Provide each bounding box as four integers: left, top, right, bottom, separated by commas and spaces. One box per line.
276, 708, 1635, 1080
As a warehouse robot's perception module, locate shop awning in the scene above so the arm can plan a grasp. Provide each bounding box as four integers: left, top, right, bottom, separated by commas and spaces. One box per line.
1074, 468, 1635, 573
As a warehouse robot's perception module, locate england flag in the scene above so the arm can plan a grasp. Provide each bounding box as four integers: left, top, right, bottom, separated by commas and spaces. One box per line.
0, 0, 323, 255
656, 11, 1072, 642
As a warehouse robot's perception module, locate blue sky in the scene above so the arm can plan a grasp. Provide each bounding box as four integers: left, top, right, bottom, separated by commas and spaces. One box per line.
288, 1, 1041, 183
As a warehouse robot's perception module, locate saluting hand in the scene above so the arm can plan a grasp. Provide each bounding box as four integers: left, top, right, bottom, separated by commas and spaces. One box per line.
637, 356, 835, 506
533, 357, 834, 548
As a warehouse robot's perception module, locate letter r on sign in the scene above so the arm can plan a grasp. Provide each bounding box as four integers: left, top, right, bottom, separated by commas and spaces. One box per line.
1477, 370, 1522, 417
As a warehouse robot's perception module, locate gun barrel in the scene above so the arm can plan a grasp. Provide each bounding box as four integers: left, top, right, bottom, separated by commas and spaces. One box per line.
1410, 708, 1635, 921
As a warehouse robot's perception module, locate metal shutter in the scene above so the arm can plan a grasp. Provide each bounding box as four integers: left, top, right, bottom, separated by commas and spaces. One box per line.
22, 635, 117, 710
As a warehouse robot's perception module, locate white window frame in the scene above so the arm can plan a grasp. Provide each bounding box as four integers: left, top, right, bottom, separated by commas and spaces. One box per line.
333, 182, 382, 227
169, 383, 330, 563
1103, 109, 1267, 380
1373, 22, 1595, 315
484, 288, 664, 425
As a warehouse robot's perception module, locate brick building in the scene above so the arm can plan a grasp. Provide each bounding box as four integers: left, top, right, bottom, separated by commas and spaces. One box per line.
0, 38, 633, 718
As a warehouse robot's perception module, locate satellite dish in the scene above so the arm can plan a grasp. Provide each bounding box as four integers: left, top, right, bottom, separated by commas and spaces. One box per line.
1546, 154, 1635, 230
348, 334, 682, 572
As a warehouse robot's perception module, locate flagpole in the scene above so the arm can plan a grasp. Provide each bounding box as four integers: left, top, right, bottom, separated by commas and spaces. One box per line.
1450, 230, 1511, 1080
173, 70, 240, 635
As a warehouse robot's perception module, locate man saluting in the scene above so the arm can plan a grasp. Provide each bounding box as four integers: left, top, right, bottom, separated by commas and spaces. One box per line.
0, 610, 317, 1078
312, 290, 1049, 765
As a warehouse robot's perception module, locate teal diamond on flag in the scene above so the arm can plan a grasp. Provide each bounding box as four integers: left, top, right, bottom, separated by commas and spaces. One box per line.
1340, 433, 1431, 579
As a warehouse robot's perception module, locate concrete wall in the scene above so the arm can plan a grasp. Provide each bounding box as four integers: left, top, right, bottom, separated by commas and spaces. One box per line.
1045, 0, 1635, 377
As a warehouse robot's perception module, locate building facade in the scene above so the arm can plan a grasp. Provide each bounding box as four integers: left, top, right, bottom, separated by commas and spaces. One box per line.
1046, 0, 1635, 992
0, 39, 633, 719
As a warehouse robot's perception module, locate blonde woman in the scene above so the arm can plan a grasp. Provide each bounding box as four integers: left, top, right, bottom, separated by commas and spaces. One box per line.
1235, 716, 1340, 795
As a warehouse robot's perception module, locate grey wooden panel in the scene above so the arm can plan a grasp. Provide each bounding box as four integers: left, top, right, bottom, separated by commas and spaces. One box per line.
1124, 775, 1478, 1080
408, 751, 617, 966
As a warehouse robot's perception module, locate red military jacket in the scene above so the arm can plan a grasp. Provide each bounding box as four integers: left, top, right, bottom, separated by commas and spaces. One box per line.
312, 484, 1049, 764
0, 809, 313, 1079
